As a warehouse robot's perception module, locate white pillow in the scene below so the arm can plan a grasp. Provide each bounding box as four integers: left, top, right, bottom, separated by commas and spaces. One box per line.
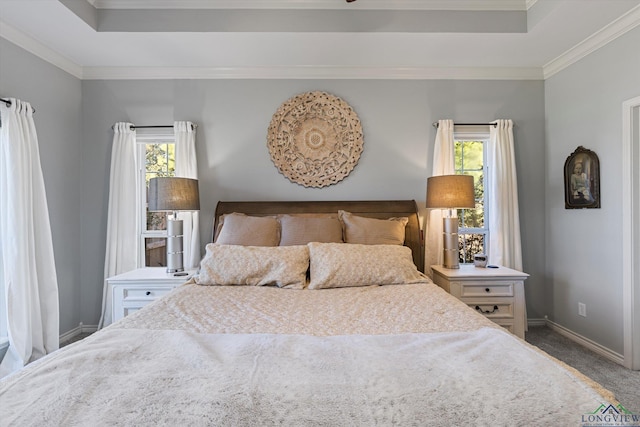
196, 244, 309, 289
307, 242, 429, 289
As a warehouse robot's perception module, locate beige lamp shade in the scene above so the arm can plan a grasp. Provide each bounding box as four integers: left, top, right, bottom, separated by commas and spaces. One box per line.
148, 177, 200, 212
426, 175, 475, 209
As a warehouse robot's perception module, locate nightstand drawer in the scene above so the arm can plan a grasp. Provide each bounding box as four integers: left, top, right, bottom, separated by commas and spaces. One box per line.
464, 299, 514, 319
458, 282, 514, 297
495, 321, 515, 334
431, 264, 528, 339
120, 287, 174, 301
122, 306, 143, 318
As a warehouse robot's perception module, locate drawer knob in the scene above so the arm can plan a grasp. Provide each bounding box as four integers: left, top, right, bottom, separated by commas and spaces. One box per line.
146, 291, 151, 296
485, 288, 490, 293
475, 305, 499, 314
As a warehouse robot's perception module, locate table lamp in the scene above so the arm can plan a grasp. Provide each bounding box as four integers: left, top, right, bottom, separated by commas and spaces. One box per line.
148, 177, 200, 273
426, 174, 475, 269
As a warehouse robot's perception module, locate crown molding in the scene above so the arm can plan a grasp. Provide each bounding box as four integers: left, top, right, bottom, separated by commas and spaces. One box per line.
0, 22, 541, 81
81, 65, 543, 80
0, 21, 83, 79
543, 4, 640, 79
91, 0, 528, 10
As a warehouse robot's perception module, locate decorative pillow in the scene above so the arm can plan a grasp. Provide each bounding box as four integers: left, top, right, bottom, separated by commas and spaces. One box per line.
278, 214, 344, 246
196, 244, 309, 289
338, 210, 408, 245
215, 213, 280, 246
307, 242, 429, 289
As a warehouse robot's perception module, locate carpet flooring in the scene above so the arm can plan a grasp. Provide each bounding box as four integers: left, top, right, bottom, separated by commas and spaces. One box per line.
526, 325, 640, 413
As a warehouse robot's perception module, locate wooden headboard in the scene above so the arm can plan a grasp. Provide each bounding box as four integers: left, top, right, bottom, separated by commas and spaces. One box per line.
213, 200, 424, 273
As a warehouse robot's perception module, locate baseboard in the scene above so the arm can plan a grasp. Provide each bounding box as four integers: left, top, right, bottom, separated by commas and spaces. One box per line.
59, 323, 98, 345
545, 318, 625, 366
527, 318, 547, 327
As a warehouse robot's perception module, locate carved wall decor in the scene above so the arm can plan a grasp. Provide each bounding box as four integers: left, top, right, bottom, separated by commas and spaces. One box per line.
267, 91, 364, 188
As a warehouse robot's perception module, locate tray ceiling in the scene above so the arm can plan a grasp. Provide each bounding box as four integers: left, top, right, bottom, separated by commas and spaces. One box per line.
0, 0, 638, 79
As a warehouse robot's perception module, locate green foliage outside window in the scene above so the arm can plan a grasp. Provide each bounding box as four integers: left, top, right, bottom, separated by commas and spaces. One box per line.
145, 142, 175, 231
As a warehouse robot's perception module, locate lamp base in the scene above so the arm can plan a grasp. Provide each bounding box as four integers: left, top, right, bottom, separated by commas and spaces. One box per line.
442, 217, 460, 269
166, 218, 184, 274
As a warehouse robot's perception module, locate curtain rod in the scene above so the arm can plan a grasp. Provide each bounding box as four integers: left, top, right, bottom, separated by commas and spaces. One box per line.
111, 123, 197, 130
432, 122, 497, 128
1, 97, 36, 113
132, 125, 172, 129
132, 124, 197, 130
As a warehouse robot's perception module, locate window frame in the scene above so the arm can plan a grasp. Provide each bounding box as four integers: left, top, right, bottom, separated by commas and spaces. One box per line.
454, 125, 490, 264
135, 129, 176, 268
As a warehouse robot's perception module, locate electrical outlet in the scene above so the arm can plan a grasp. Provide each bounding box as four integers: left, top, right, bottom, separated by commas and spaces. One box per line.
578, 302, 586, 317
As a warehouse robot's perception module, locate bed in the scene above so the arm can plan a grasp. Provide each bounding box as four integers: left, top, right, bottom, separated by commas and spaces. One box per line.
0, 200, 618, 426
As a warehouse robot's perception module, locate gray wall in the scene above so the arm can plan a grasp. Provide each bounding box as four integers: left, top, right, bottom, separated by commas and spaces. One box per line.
545, 26, 640, 354
3, 22, 638, 360
0, 38, 83, 335
80, 79, 546, 326
1, 37, 547, 338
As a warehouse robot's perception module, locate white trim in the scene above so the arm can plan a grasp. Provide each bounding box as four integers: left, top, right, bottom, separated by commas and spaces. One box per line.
0, 21, 83, 79
91, 0, 527, 11
527, 317, 546, 327
59, 323, 98, 345
81, 66, 543, 81
543, 4, 640, 79
3, 4, 637, 81
622, 95, 640, 370
545, 319, 625, 367
0, 27, 543, 81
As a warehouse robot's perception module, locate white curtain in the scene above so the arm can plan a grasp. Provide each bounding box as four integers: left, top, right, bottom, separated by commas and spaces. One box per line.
425, 119, 455, 275
487, 119, 522, 270
98, 123, 139, 329
0, 99, 59, 377
174, 121, 200, 269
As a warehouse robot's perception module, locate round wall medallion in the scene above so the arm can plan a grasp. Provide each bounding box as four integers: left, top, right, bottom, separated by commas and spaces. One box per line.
267, 91, 364, 188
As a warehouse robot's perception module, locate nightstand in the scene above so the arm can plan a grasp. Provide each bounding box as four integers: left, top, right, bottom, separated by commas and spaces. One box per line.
431, 264, 529, 339
107, 267, 196, 324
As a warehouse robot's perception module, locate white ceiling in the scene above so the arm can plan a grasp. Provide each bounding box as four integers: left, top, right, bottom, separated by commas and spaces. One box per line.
0, 0, 639, 80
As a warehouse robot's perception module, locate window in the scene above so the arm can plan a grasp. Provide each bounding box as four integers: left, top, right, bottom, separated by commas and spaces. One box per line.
136, 130, 175, 267
454, 127, 489, 264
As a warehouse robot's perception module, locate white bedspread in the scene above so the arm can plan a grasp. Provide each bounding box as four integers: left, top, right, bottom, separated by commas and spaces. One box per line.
1, 282, 620, 426
0, 327, 614, 426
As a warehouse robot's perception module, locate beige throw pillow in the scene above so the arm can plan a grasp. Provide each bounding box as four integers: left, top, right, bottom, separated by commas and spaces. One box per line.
279, 215, 344, 246
338, 210, 408, 245
215, 213, 280, 246
307, 242, 429, 289
196, 244, 309, 289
